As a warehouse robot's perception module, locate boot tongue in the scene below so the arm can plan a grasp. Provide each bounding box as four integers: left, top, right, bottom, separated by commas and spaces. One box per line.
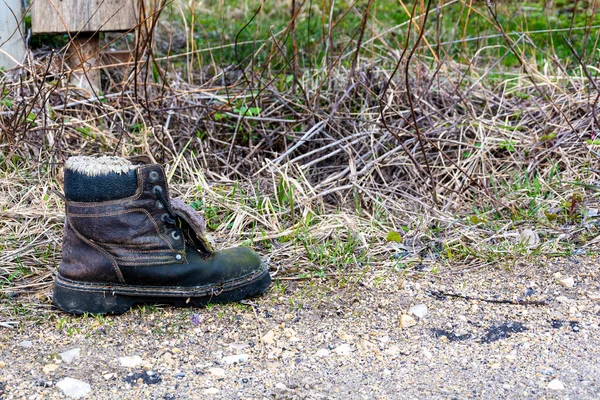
170, 198, 214, 256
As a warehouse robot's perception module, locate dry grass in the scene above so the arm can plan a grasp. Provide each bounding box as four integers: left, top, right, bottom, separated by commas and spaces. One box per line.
2, 0, 600, 316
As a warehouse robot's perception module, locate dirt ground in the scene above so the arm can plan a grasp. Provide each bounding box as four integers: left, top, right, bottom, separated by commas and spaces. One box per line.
1, 256, 599, 399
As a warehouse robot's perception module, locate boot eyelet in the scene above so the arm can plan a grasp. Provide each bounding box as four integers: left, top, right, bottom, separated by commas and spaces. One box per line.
153, 185, 163, 195
175, 254, 183, 261
161, 213, 169, 222
149, 171, 159, 182
171, 231, 181, 240
156, 200, 164, 209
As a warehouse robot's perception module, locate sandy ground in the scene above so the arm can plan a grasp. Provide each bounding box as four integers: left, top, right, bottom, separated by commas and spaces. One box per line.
1, 256, 599, 399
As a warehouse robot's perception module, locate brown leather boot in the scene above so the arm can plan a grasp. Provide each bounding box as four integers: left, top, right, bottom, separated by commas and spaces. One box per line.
53, 156, 271, 314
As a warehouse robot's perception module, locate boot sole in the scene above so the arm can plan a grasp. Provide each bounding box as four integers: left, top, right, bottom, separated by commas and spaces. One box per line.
53, 266, 271, 315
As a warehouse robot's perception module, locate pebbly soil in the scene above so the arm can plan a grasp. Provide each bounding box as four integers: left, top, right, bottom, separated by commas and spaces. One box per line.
0, 256, 599, 399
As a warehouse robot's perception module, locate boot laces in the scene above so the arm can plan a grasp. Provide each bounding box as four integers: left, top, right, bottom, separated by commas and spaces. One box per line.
154, 187, 178, 226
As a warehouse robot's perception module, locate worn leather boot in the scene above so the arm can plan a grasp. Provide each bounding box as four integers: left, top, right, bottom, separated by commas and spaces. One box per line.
53, 156, 271, 314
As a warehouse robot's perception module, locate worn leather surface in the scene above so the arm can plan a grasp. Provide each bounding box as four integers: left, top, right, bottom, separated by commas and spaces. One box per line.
119, 247, 261, 286
60, 220, 125, 283
59, 163, 261, 288
64, 168, 138, 202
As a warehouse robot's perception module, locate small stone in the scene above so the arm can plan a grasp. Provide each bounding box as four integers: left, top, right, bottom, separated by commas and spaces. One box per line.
547, 379, 565, 390
556, 296, 571, 304
0, 361, 5, 368
314, 349, 330, 357
19, 340, 33, 348
119, 356, 143, 368
385, 345, 400, 356
262, 330, 275, 345
333, 343, 352, 356
56, 377, 91, 398
519, 229, 539, 247
204, 387, 219, 394
409, 304, 428, 319
208, 367, 225, 378
283, 328, 296, 339
274, 382, 289, 395
102, 373, 115, 380
161, 352, 174, 364
222, 354, 249, 364
569, 306, 578, 315
559, 277, 575, 288
505, 352, 517, 362
43, 364, 59, 374
60, 348, 80, 364
340, 333, 354, 341
359, 339, 376, 352
422, 348, 432, 359
587, 292, 600, 301
399, 314, 416, 328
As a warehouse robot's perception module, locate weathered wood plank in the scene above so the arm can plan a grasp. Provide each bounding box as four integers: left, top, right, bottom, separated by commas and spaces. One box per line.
31, 0, 137, 34
67, 34, 102, 94
0, 0, 26, 68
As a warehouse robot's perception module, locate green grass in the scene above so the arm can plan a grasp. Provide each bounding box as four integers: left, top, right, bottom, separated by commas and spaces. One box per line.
158, 0, 600, 71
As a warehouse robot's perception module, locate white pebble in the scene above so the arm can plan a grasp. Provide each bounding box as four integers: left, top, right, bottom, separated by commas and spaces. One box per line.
409, 304, 428, 319
208, 367, 225, 378
262, 330, 275, 345
333, 343, 352, 356
222, 354, 249, 364
559, 277, 575, 288
118, 355, 143, 368
547, 379, 565, 390
56, 377, 91, 398
314, 349, 330, 357
422, 348, 433, 359
60, 348, 80, 364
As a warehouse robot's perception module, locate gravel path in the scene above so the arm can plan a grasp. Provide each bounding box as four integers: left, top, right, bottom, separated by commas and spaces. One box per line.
1, 256, 599, 399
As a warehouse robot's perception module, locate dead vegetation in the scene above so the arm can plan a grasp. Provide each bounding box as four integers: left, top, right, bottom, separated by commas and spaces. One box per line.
2, 0, 600, 315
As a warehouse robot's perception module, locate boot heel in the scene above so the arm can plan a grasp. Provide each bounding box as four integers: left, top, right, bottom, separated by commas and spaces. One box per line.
53, 278, 134, 315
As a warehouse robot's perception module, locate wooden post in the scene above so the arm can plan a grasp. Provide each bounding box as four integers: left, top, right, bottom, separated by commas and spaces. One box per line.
66, 34, 102, 94
31, 0, 137, 34
0, 0, 26, 69
30, 0, 137, 95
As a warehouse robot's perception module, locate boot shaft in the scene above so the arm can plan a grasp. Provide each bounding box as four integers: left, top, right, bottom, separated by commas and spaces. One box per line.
64, 156, 138, 202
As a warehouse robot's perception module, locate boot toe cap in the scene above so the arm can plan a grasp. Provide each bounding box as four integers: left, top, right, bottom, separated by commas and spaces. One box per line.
213, 246, 264, 280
